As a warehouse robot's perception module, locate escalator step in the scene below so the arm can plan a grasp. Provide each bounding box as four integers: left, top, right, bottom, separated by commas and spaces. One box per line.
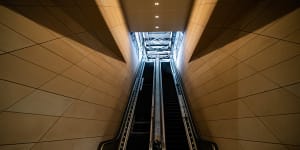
126, 134, 149, 150
131, 131, 149, 135
162, 62, 190, 150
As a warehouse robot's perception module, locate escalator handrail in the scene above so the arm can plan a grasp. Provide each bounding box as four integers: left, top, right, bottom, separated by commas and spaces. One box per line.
98, 61, 145, 150
170, 60, 218, 150
150, 58, 166, 150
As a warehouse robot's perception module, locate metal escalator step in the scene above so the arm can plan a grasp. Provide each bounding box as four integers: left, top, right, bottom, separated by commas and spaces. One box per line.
126, 134, 149, 150
130, 131, 149, 135
134, 121, 150, 124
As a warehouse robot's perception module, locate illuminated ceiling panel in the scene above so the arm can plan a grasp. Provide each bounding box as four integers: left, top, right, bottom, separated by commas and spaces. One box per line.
131, 32, 184, 60
143, 32, 172, 51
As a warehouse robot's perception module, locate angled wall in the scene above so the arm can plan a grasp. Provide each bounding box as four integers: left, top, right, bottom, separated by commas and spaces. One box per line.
0, 0, 137, 149
181, 0, 300, 149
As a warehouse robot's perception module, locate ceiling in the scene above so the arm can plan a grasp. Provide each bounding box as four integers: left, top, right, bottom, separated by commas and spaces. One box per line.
120, 0, 194, 32
143, 32, 173, 51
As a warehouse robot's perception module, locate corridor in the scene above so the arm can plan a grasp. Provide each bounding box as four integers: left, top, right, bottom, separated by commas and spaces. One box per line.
0, 0, 300, 149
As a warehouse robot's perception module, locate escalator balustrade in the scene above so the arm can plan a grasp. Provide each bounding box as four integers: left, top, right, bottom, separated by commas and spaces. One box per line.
98, 61, 217, 150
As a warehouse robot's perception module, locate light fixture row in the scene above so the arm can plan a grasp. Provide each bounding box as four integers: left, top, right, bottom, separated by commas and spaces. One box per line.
154, 2, 159, 29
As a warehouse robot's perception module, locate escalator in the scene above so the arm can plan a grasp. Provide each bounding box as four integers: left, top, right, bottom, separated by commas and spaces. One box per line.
99, 60, 217, 150
126, 63, 153, 149
161, 62, 189, 150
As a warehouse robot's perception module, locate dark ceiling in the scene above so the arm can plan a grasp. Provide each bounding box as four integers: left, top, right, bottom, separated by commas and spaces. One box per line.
120, 0, 194, 32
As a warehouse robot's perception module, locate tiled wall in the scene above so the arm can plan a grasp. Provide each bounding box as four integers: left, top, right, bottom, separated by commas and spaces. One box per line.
0, 1, 136, 149
182, 0, 300, 149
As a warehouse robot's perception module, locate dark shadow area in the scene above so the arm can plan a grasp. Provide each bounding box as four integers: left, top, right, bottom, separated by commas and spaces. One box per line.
0, 0, 125, 62
190, 0, 300, 61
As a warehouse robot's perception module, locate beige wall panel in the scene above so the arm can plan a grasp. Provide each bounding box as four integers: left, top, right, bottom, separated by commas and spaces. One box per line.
63, 100, 120, 121
8, 90, 73, 116
201, 100, 254, 120
31, 137, 111, 150
207, 118, 278, 142
286, 82, 300, 98
0, 6, 56, 43
0, 80, 34, 111
78, 87, 118, 108
0, 23, 34, 52
42, 118, 117, 141
0, 0, 136, 149
243, 88, 300, 116
231, 36, 278, 61
12, 45, 72, 73
0, 54, 56, 87
41, 76, 86, 99
182, 1, 300, 149
261, 8, 300, 39
245, 41, 300, 71
42, 39, 84, 64
0, 112, 57, 145
262, 55, 300, 86
62, 65, 94, 86
261, 114, 300, 145
0, 143, 33, 150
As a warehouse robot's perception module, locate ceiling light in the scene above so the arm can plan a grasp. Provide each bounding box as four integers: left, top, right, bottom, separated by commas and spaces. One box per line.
154, 2, 159, 6
155, 26, 159, 29
155, 15, 159, 19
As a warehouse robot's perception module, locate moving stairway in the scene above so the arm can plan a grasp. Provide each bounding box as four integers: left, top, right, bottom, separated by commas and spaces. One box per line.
126, 63, 153, 150
161, 62, 189, 150
99, 60, 217, 150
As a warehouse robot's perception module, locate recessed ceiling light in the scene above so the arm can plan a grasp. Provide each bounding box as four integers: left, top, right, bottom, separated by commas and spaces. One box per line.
154, 2, 159, 6
155, 26, 159, 29
155, 15, 159, 19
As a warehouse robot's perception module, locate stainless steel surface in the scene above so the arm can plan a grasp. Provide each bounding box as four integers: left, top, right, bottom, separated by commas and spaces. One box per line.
159, 61, 166, 150
149, 60, 155, 149
150, 56, 166, 150
154, 56, 162, 143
